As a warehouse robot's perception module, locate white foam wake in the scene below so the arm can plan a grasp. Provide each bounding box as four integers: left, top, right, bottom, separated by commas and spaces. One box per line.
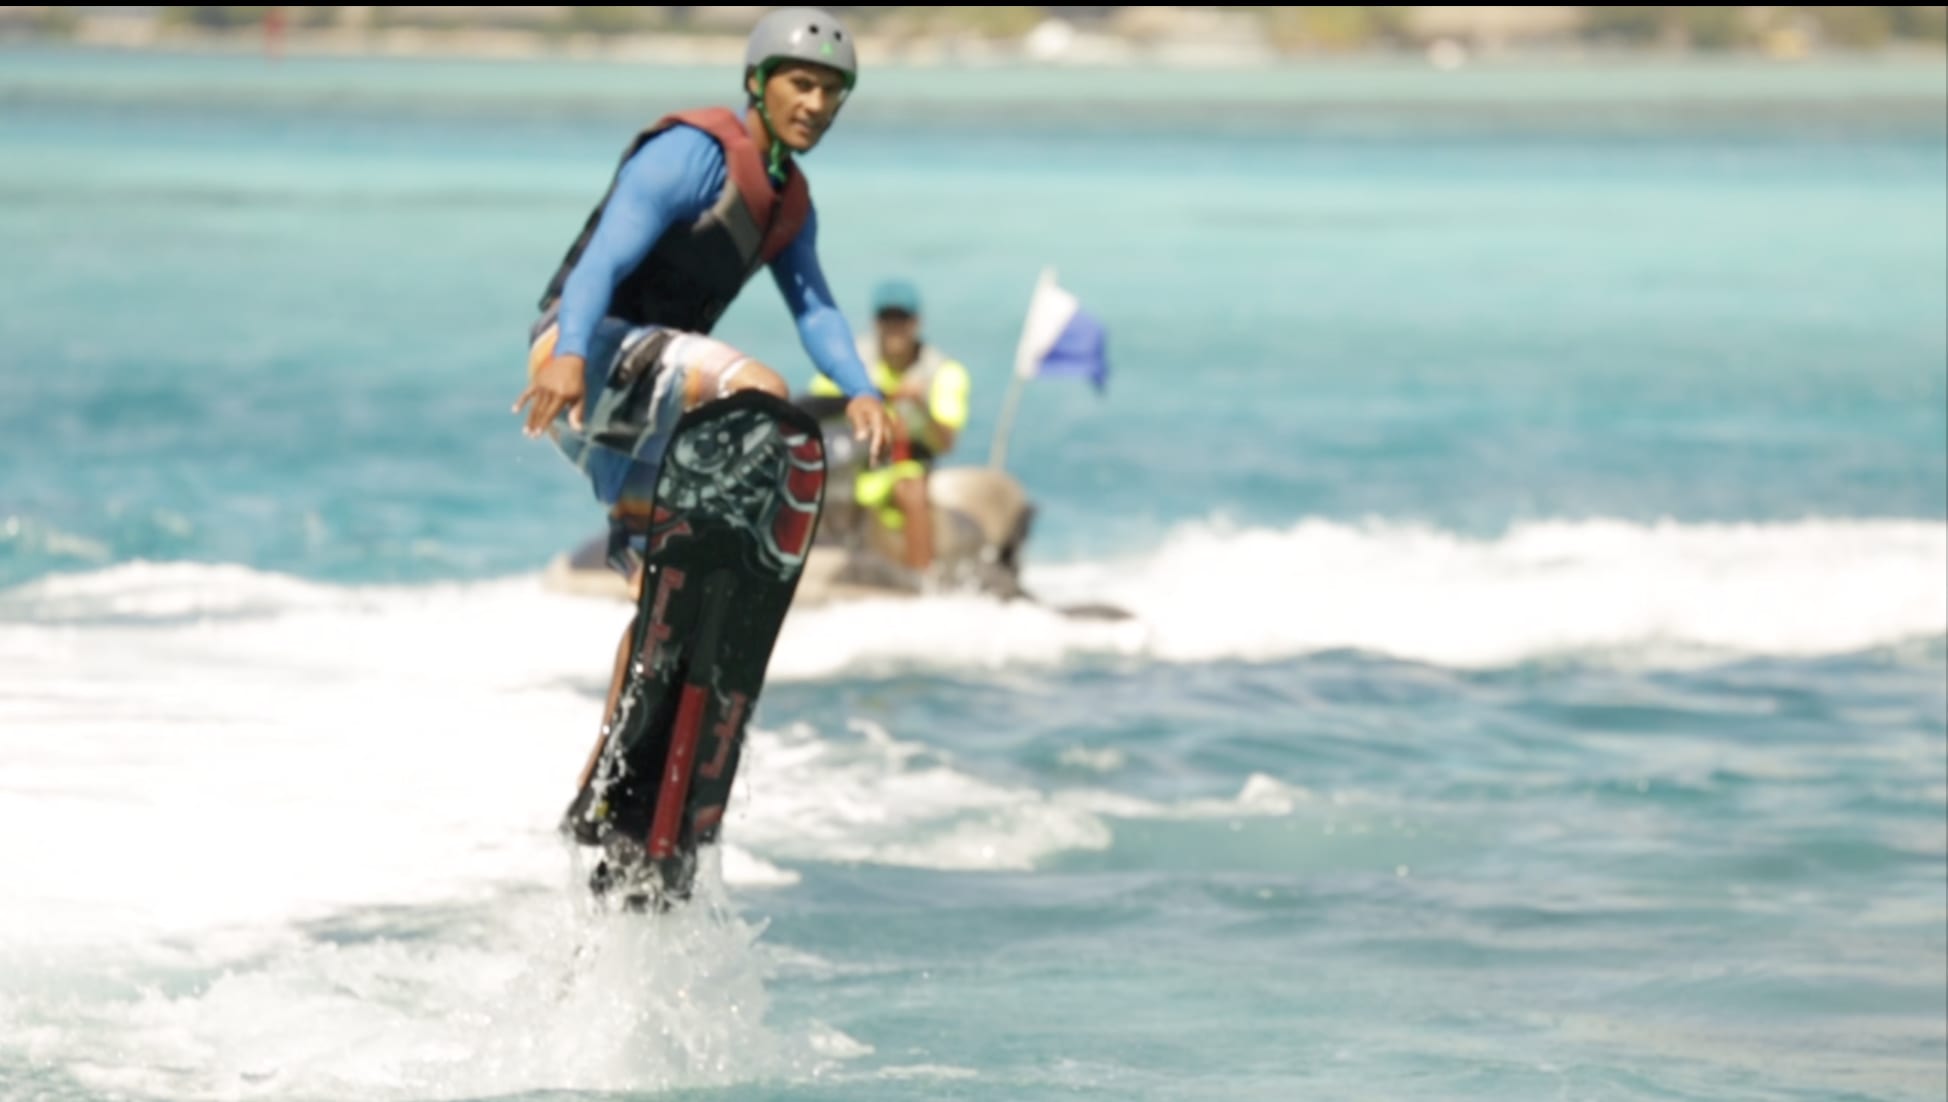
0, 558, 1296, 1100
772, 515, 1948, 675
2, 515, 1936, 1095
0, 572, 1297, 950
4, 515, 1940, 684
0, 513, 1931, 941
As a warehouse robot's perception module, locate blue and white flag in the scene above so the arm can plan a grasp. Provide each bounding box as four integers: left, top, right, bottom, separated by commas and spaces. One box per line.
1012, 268, 1109, 393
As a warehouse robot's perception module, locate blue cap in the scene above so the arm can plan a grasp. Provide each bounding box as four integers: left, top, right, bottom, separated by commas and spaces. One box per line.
871, 278, 921, 316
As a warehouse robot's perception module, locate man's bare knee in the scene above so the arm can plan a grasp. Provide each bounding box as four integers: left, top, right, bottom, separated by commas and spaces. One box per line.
726, 361, 788, 401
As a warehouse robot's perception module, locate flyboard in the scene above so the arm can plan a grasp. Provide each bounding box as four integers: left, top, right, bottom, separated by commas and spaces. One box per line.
555, 389, 827, 912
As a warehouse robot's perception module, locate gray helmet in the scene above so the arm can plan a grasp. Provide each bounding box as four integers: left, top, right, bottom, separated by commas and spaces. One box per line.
744, 7, 858, 95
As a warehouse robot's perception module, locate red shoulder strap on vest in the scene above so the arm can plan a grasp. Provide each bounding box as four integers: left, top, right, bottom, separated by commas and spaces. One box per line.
763, 172, 810, 266
654, 107, 810, 265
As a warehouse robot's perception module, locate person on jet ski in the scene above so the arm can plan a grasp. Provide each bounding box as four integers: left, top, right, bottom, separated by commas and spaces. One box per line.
806, 277, 971, 573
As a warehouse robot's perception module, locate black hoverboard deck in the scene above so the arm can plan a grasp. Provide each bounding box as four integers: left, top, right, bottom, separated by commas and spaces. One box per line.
559, 390, 826, 909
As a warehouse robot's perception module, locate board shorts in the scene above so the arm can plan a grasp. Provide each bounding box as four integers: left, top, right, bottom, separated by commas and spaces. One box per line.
529, 313, 763, 574
853, 459, 929, 531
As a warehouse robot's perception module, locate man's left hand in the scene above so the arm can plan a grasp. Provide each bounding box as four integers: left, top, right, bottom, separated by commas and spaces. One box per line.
514, 353, 587, 438
846, 395, 895, 467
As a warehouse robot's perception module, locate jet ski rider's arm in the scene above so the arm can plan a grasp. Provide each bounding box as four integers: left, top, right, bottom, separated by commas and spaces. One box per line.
769, 206, 877, 401
552, 127, 724, 361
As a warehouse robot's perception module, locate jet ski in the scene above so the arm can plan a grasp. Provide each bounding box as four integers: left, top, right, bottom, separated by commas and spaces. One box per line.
543, 394, 1131, 621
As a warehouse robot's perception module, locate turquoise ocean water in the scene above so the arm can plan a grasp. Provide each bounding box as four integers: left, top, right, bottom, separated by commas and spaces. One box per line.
1, 48, 1944, 1101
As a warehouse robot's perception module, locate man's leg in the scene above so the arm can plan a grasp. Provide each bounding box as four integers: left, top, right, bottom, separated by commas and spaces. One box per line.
568, 332, 786, 795
668, 332, 789, 406
890, 474, 934, 571
573, 554, 648, 795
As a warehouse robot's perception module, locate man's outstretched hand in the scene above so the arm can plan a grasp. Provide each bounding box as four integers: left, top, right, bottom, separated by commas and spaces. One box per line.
847, 395, 896, 467
514, 354, 587, 438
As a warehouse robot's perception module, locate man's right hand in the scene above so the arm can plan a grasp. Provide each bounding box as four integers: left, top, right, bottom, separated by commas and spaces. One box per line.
514, 354, 587, 438
846, 394, 896, 467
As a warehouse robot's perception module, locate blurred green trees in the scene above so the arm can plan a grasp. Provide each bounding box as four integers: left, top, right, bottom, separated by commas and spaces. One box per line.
58, 6, 1948, 53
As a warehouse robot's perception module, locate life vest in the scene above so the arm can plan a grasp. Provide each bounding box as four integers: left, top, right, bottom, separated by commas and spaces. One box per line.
537, 107, 810, 336
841, 339, 960, 463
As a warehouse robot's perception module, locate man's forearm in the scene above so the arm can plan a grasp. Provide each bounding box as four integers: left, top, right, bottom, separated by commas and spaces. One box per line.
799, 306, 876, 400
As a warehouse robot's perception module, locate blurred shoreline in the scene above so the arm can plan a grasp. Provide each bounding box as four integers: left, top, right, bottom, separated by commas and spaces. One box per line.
3, 6, 1945, 72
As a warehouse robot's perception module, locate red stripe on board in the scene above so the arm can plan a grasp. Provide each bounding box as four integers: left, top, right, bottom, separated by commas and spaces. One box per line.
692, 804, 725, 839
770, 506, 815, 560
647, 683, 710, 859
788, 433, 822, 464
786, 463, 824, 506
698, 691, 747, 781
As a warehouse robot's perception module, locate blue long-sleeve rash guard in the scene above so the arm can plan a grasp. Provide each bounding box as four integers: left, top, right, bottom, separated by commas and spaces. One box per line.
551, 123, 876, 401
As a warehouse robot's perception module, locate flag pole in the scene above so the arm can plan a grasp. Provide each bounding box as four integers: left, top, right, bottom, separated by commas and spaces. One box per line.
988, 372, 1029, 471
988, 267, 1055, 472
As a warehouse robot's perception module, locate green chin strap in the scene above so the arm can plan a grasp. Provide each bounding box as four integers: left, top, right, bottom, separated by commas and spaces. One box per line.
751, 61, 789, 183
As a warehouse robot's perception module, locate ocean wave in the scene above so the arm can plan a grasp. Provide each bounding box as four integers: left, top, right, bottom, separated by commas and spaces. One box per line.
782, 515, 1948, 674
4, 516, 1942, 674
